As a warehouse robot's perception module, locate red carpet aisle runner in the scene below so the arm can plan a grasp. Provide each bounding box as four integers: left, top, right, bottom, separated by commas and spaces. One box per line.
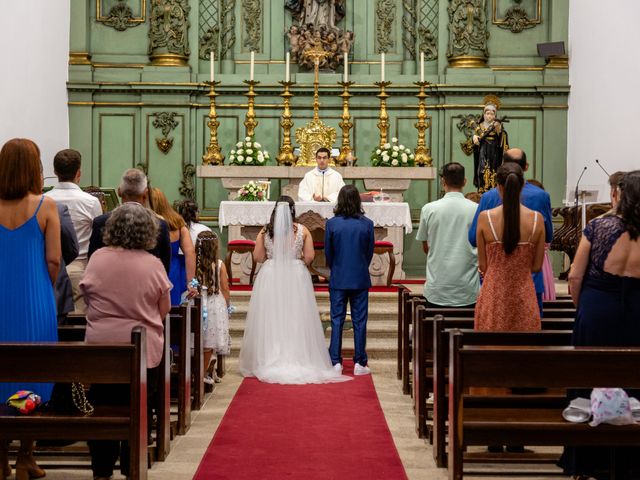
193, 362, 408, 480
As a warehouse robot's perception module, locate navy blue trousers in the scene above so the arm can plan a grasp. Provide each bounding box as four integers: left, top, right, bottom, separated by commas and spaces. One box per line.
329, 288, 369, 366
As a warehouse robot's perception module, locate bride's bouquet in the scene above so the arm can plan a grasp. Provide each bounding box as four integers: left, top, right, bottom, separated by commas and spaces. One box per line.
236, 181, 268, 201
370, 137, 415, 167
229, 136, 270, 166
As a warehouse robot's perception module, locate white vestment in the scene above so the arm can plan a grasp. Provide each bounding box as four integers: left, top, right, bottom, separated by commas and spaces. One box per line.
297, 167, 345, 202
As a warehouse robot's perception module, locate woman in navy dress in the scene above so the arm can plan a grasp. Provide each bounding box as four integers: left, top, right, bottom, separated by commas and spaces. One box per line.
559, 170, 640, 480
0, 138, 60, 479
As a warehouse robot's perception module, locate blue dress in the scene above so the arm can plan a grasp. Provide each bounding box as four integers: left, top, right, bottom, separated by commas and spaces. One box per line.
0, 196, 57, 402
169, 238, 186, 305
559, 216, 640, 479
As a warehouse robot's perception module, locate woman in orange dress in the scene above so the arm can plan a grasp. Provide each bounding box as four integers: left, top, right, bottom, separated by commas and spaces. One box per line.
474, 162, 545, 331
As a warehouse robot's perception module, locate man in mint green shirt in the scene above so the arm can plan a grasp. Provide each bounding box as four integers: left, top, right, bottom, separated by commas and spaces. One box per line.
416, 163, 479, 307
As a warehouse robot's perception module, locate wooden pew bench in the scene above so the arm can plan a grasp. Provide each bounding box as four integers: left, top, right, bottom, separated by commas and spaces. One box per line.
431, 321, 572, 467
398, 289, 426, 395
447, 332, 640, 479
169, 305, 192, 436
0, 328, 148, 480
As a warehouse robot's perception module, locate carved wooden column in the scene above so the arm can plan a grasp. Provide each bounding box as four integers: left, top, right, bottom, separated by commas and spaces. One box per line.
446, 0, 489, 67
148, 0, 191, 66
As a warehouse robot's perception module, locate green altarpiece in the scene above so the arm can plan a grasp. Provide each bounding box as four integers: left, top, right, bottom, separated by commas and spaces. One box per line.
68, 0, 569, 275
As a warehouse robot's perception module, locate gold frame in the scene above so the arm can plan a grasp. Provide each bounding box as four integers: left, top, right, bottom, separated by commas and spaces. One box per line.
96, 0, 146, 24
492, 0, 542, 28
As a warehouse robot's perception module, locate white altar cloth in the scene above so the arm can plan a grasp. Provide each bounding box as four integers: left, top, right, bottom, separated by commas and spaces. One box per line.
219, 201, 412, 234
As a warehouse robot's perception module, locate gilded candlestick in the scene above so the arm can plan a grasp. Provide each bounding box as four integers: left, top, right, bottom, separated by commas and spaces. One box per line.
414, 81, 432, 167
336, 81, 356, 166
243, 80, 260, 137
202, 81, 225, 165
375, 81, 392, 149
276, 81, 297, 166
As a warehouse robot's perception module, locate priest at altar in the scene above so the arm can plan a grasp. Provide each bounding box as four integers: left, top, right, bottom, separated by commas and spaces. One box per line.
297, 147, 345, 202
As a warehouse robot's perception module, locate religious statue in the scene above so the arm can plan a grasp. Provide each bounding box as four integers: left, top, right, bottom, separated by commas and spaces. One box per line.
285, 0, 353, 72
472, 101, 509, 192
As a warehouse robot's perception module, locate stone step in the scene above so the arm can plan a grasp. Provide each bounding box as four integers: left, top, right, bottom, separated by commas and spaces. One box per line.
230, 319, 398, 339
229, 306, 397, 323
229, 290, 398, 309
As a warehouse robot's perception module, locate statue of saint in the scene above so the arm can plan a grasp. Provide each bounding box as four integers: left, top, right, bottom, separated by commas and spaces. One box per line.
472, 103, 508, 192
285, 0, 345, 29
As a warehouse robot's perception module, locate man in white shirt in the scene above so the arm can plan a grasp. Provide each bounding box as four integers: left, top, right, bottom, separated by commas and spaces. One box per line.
297, 147, 345, 202
46, 149, 103, 313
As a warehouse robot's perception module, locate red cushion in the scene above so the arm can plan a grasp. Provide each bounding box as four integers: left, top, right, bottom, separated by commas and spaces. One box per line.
228, 239, 256, 247
313, 242, 325, 249
374, 241, 394, 248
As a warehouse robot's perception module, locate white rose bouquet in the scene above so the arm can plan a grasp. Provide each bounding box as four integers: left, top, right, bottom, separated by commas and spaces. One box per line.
370, 137, 415, 167
229, 136, 270, 166
236, 181, 268, 201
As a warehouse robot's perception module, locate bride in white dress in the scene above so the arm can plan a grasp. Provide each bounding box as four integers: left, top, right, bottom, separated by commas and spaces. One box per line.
239, 196, 350, 384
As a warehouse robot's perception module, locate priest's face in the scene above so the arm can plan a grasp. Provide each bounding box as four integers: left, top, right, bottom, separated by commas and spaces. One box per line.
316, 151, 330, 170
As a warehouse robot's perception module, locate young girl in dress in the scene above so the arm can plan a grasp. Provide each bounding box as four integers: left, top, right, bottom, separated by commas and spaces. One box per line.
195, 231, 231, 380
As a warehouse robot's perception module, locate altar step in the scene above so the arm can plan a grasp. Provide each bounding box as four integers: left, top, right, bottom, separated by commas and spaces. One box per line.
228, 289, 399, 360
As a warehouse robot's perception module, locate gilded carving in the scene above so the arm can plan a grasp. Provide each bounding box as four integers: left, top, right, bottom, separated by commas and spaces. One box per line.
242, 0, 262, 52
152, 112, 179, 154
376, 0, 396, 53
148, 0, 191, 59
446, 0, 489, 61
97, 0, 145, 30
402, 0, 417, 60
418, 26, 438, 61
456, 113, 479, 156
179, 163, 197, 200
199, 26, 220, 60
220, 0, 237, 59
493, 0, 541, 34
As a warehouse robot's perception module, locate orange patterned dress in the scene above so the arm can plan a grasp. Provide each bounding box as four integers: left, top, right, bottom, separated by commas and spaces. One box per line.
474, 210, 541, 331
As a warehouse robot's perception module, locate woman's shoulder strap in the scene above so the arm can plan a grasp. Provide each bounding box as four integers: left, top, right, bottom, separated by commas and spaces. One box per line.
528, 210, 539, 242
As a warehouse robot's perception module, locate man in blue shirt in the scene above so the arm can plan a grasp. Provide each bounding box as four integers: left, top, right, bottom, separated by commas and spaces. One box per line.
468, 148, 553, 313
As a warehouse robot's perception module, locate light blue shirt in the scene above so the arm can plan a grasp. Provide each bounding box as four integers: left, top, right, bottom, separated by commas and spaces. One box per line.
416, 192, 480, 306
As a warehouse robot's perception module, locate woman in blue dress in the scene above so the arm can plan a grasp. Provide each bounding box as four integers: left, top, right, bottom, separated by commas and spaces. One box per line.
0, 138, 60, 479
559, 170, 640, 480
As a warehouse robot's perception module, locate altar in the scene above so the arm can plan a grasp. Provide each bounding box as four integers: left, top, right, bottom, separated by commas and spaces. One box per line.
219, 200, 412, 285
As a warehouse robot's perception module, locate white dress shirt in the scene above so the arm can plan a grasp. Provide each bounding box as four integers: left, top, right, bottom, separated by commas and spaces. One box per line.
46, 182, 103, 260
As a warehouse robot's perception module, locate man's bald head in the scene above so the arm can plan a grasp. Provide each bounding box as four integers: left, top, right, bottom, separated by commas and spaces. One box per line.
503, 148, 528, 171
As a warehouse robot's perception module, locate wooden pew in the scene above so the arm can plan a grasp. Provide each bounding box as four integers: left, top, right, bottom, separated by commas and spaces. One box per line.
432, 321, 572, 468
169, 305, 192, 436
0, 328, 148, 480
401, 292, 426, 395
447, 332, 640, 479
412, 307, 575, 439
190, 298, 205, 411
58, 316, 172, 463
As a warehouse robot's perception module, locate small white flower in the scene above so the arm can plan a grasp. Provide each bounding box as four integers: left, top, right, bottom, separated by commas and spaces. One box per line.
257, 157, 265, 164
393, 146, 399, 152
382, 153, 389, 161
264, 151, 270, 158
392, 137, 398, 143
410, 154, 415, 160
246, 157, 253, 164
245, 136, 251, 142
384, 143, 390, 149
245, 142, 251, 147
401, 153, 408, 163
246, 149, 253, 155
392, 151, 398, 158
376, 149, 381, 155
399, 145, 405, 150
230, 150, 236, 155
237, 155, 245, 161
391, 159, 399, 166
254, 142, 261, 148
236, 141, 243, 148
237, 148, 244, 155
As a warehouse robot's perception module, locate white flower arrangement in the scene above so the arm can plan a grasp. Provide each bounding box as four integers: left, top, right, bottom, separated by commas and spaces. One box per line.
236, 180, 268, 201
370, 138, 415, 167
229, 136, 270, 166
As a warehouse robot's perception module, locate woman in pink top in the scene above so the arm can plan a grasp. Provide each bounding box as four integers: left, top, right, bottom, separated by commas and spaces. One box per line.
81, 202, 171, 480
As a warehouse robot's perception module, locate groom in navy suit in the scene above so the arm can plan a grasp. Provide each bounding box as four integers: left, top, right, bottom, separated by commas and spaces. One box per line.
325, 185, 375, 375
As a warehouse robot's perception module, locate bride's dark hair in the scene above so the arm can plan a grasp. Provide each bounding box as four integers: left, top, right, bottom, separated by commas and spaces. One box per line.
265, 195, 296, 238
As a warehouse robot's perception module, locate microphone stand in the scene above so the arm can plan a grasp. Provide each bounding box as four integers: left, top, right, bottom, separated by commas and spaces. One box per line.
595, 158, 610, 177
574, 166, 588, 248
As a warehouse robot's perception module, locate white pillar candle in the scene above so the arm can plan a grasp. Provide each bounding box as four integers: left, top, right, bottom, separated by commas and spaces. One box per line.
285, 52, 290, 82
381, 52, 385, 82
250, 51, 255, 81
420, 51, 424, 83
210, 50, 214, 82
343, 52, 348, 82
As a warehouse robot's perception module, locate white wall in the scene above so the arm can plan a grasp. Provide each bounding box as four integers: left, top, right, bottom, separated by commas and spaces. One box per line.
567, 0, 640, 202
0, 1, 70, 181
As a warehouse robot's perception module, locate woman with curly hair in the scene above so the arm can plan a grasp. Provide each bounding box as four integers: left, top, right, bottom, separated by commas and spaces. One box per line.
559, 170, 640, 479
81, 202, 171, 480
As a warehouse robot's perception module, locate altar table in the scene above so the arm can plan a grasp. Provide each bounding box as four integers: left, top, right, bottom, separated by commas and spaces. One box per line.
219, 201, 412, 285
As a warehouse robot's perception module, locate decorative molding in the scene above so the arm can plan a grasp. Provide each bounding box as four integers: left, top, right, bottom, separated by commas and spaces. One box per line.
199, 0, 220, 60
219, 0, 237, 59
148, 0, 191, 64
455, 113, 479, 156
402, 0, 417, 60
418, 26, 437, 61
376, 0, 396, 53
446, 0, 489, 64
179, 163, 197, 199
242, 0, 262, 53
418, 0, 439, 61
492, 0, 541, 34
96, 0, 145, 30
152, 112, 179, 154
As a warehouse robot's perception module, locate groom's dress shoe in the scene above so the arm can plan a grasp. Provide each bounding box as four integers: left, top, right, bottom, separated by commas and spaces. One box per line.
354, 363, 371, 376
332, 363, 343, 373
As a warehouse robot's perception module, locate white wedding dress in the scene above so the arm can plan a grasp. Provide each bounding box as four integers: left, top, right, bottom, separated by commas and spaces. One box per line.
239, 204, 350, 384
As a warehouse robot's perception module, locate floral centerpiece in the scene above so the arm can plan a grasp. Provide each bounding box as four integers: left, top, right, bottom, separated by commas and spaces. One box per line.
236, 181, 268, 201
229, 136, 270, 166
370, 137, 415, 167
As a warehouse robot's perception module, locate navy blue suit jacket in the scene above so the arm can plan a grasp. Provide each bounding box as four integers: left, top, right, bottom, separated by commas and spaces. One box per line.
468, 182, 553, 293
325, 215, 375, 290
